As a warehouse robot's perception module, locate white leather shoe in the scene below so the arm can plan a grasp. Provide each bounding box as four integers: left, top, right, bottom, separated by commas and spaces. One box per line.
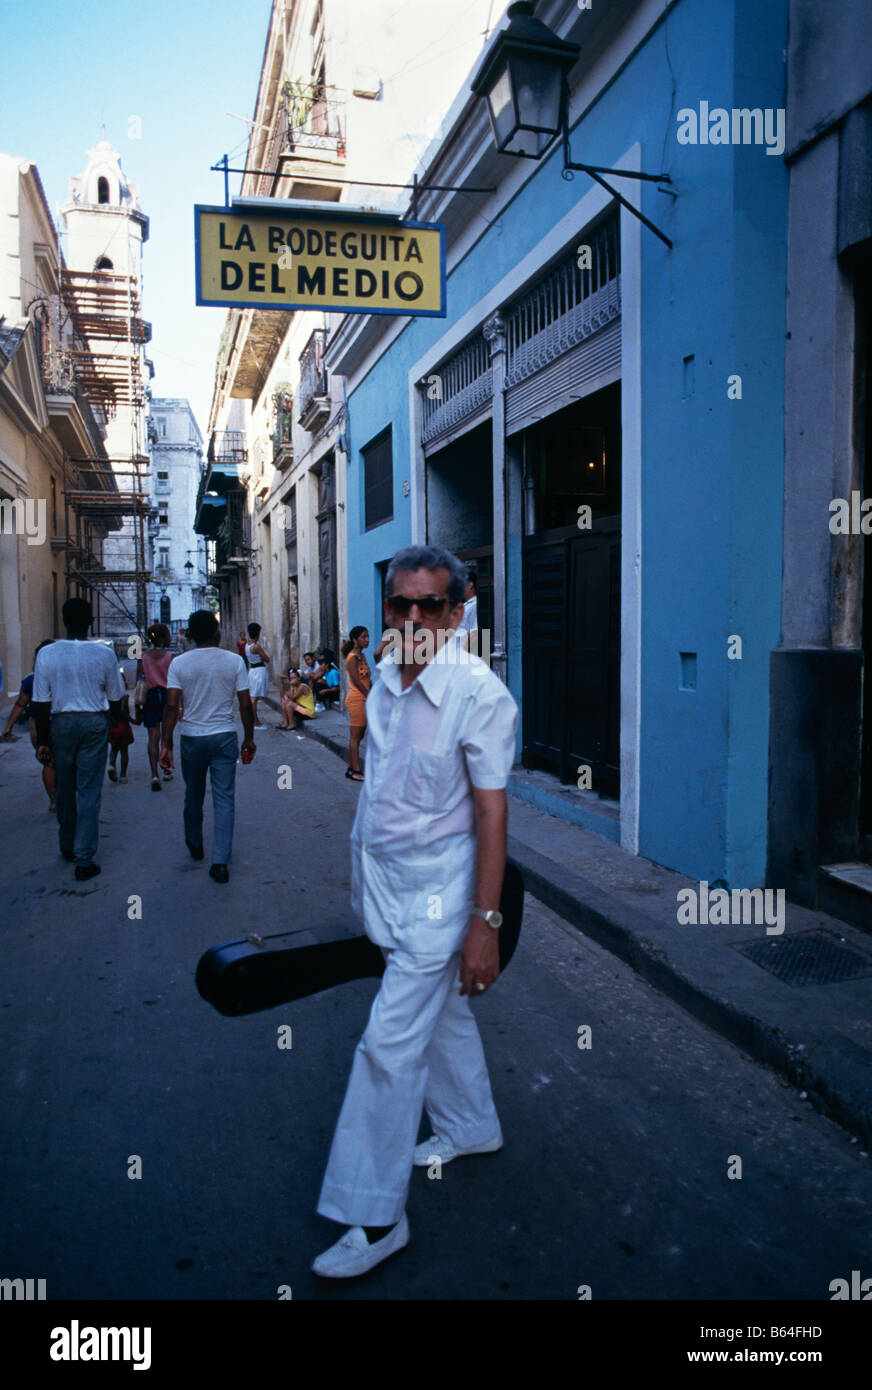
312, 1213, 409, 1278
412, 1133, 503, 1167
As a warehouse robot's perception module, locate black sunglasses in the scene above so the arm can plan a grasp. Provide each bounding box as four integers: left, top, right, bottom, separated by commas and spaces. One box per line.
386, 593, 450, 618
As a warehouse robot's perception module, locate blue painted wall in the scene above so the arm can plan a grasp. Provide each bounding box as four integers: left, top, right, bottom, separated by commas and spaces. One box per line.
342, 0, 788, 888
634, 0, 788, 888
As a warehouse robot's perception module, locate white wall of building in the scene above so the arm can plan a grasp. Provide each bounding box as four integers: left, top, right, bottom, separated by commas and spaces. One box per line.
207, 0, 495, 677
61, 142, 150, 635
148, 398, 204, 629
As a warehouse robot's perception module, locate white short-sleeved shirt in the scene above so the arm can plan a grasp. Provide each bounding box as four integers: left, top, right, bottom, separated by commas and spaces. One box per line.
455, 595, 478, 635
350, 629, 518, 952
33, 640, 125, 712
166, 647, 249, 737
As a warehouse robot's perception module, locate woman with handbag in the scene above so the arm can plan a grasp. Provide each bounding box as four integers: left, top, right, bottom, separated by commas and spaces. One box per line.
136, 622, 175, 791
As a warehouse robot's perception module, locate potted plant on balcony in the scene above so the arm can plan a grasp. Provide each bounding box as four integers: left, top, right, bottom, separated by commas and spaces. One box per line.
283, 78, 314, 133
272, 383, 294, 460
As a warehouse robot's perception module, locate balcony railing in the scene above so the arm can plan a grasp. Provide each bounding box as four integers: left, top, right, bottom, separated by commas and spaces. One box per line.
284, 81, 346, 159
207, 430, 247, 466
273, 401, 294, 469
504, 213, 621, 389
213, 489, 248, 571
298, 329, 330, 432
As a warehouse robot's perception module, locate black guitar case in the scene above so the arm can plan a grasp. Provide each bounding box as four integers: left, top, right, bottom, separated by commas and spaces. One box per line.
196, 862, 525, 1017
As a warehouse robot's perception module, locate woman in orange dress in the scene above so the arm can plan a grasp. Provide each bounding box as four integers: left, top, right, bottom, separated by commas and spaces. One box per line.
342, 626, 370, 782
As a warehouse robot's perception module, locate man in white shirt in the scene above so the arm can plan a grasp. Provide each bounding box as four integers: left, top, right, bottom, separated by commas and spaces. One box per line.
313, 544, 519, 1279
32, 597, 125, 880
158, 609, 255, 883
454, 569, 478, 649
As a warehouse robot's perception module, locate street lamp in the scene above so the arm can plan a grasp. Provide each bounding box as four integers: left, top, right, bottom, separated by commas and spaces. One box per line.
471, 1, 673, 248
472, 0, 578, 159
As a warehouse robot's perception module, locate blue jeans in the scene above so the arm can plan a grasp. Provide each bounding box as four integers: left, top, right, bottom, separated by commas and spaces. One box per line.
180, 732, 238, 864
50, 711, 110, 866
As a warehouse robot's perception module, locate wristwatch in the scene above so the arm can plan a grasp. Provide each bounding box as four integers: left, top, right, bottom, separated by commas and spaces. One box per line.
471, 907, 503, 929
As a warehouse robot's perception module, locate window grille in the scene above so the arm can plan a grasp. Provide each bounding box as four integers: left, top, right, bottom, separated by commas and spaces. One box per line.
505, 214, 620, 389
421, 333, 492, 446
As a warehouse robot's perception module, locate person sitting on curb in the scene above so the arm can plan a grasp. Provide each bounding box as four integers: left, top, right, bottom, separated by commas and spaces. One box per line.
312, 648, 341, 709
300, 651, 319, 684
279, 669, 315, 729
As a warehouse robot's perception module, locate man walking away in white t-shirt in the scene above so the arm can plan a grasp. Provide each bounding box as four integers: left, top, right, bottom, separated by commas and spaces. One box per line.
158, 610, 255, 883
32, 597, 125, 880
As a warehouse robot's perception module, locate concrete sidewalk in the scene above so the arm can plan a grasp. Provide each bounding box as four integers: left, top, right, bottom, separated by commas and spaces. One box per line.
266, 695, 872, 1150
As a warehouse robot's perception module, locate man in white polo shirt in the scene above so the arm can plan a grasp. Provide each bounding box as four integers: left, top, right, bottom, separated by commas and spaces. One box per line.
158, 609, 255, 883
313, 544, 519, 1279
32, 596, 125, 880
454, 568, 478, 650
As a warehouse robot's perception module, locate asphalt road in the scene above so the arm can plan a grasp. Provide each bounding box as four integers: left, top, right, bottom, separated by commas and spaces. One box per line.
1, 711, 871, 1300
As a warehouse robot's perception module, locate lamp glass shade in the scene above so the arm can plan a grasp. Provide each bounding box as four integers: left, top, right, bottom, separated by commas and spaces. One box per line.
486, 68, 515, 149
485, 51, 563, 158
509, 53, 563, 134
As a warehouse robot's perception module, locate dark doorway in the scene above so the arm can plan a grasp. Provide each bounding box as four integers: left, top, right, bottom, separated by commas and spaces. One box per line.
521, 382, 621, 794
426, 420, 493, 554
316, 453, 339, 658
858, 268, 872, 850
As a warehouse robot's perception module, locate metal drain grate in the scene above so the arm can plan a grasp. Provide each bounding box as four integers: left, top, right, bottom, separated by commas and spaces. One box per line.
733, 930, 872, 987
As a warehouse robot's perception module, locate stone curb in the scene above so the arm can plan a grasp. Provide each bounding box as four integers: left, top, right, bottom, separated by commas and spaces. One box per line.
505, 838, 872, 1149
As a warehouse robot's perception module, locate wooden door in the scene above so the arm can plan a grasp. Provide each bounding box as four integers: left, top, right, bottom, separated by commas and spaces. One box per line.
523, 523, 620, 793
317, 455, 339, 657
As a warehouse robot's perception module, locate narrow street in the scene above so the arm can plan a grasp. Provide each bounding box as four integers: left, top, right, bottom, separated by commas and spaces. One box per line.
2, 713, 870, 1301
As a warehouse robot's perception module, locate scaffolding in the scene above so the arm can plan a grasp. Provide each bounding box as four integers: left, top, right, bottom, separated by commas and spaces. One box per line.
61, 455, 151, 629
55, 266, 152, 632
60, 269, 149, 414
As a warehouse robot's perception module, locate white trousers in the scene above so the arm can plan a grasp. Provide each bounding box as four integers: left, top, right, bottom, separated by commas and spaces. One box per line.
317, 945, 501, 1227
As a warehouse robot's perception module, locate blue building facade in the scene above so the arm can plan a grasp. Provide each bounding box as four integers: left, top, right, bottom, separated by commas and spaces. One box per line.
327, 0, 789, 890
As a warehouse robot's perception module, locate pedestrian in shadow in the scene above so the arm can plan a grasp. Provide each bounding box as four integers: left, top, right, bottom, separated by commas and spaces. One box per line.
107, 691, 134, 783
245, 623, 270, 729
158, 609, 255, 884
137, 622, 175, 791
1, 639, 56, 810
31, 598, 124, 880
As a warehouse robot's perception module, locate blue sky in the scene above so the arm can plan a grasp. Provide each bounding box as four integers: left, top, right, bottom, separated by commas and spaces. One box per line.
3, 0, 273, 434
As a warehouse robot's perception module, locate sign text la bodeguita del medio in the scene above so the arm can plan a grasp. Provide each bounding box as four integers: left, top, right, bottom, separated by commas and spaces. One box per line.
194, 206, 446, 317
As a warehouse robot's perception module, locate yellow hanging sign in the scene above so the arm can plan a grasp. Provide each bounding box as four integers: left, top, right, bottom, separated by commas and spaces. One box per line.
195, 205, 445, 316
